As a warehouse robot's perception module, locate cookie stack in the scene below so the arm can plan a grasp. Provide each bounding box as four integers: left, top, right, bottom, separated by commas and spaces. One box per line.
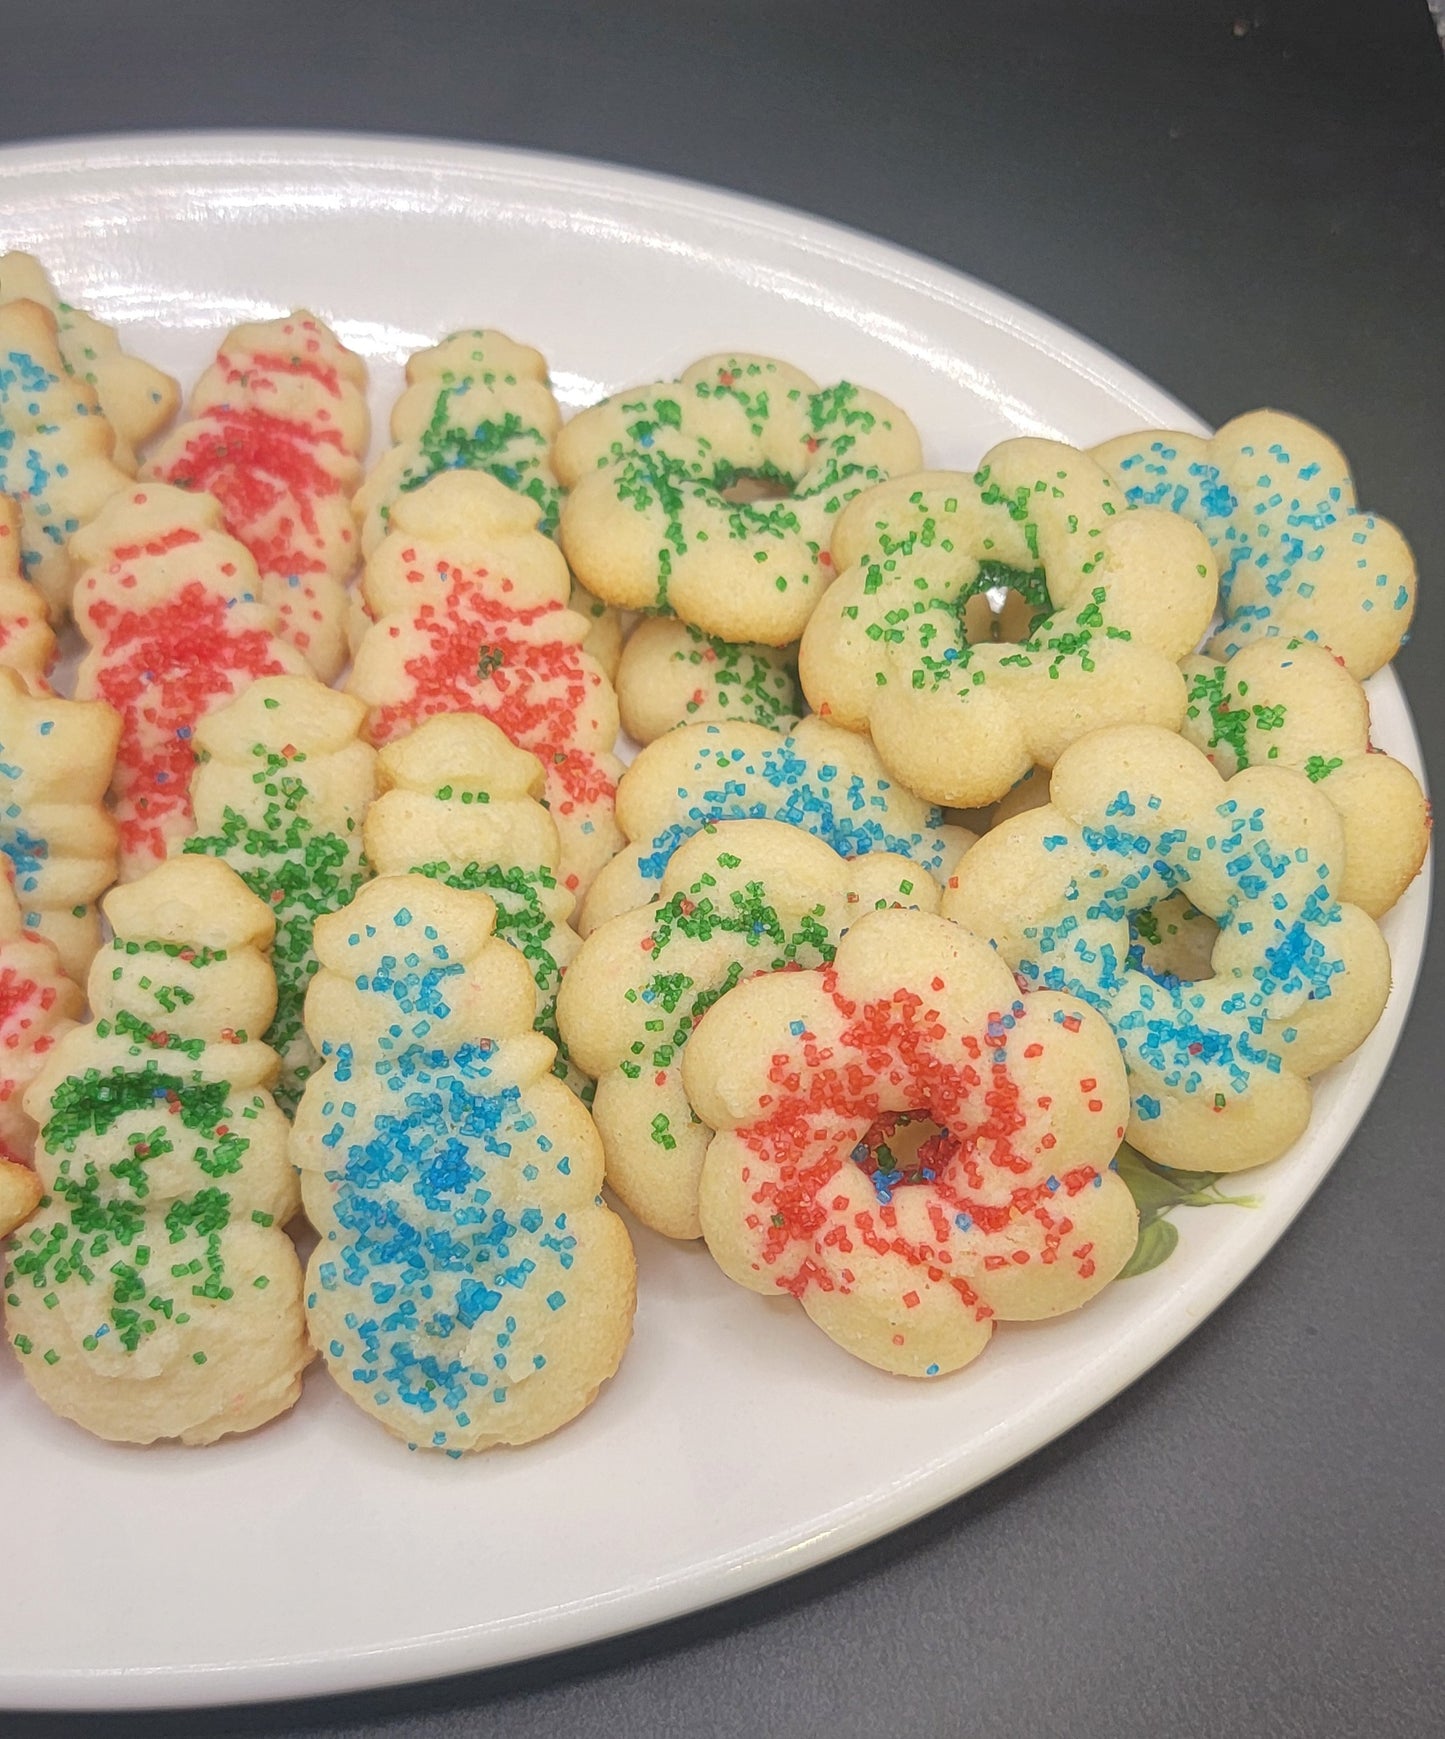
0, 271, 1426, 1453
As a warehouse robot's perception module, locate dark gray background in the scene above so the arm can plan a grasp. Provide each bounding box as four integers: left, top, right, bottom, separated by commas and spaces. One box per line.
2, 2, 1441, 1735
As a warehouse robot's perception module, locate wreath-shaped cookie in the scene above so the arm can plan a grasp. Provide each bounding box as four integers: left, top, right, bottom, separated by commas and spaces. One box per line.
683, 906, 1135, 1376
293, 874, 635, 1452
555, 353, 923, 645
1180, 640, 1428, 918
1092, 410, 1415, 679
943, 725, 1392, 1172
579, 715, 974, 937
799, 446, 1218, 808
558, 819, 941, 1240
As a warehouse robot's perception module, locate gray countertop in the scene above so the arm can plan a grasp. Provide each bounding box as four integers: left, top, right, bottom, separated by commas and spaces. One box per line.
2, 2, 1441, 1735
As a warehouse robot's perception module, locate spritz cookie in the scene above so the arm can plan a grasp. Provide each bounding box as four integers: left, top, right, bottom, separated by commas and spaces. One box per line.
364, 713, 587, 1098
0, 251, 179, 469
943, 725, 1391, 1172
70, 482, 309, 877
579, 715, 974, 936
685, 906, 1136, 1375
347, 469, 624, 896
1180, 639, 1428, 918
555, 353, 923, 645
615, 617, 800, 745
0, 496, 58, 691
1092, 410, 1414, 679
146, 311, 370, 680
184, 676, 376, 1114
559, 819, 940, 1240
293, 874, 636, 1452
799, 448, 1218, 808
5, 856, 308, 1445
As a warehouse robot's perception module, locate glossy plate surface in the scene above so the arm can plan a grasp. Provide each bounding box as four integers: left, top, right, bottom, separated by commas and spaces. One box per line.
0, 133, 1427, 1711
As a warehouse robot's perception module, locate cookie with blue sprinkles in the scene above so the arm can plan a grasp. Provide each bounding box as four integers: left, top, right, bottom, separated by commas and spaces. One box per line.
293, 873, 635, 1452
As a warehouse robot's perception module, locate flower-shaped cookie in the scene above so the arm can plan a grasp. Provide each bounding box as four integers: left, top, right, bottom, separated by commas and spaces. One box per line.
1180, 640, 1428, 918
683, 907, 1135, 1376
184, 676, 377, 1114
615, 617, 801, 745
6, 856, 308, 1444
347, 468, 624, 896
293, 874, 635, 1452
800, 447, 1218, 808
71, 482, 314, 877
1092, 410, 1415, 679
579, 715, 974, 936
363, 713, 587, 1099
146, 311, 370, 680
555, 353, 923, 645
943, 725, 1392, 1172
559, 819, 940, 1240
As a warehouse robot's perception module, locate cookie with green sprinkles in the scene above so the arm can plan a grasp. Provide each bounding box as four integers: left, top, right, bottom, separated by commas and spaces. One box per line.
554, 352, 923, 646
799, 449, 1219, 809
557, 817, 942, 1240
1179, 639, 1428, 918
364, 713, 588, 1100
293, 873, 635, 1452
184, 675, 377, 1115
5, 855, 309, 1445
615, 617, 801, 746
578, 715, 974, 939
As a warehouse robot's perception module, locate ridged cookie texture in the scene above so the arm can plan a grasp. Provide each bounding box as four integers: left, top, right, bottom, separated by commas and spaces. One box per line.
183, 675, 376, 1115
0, 663, 120, 982
559, 819, 940, 1241
685, 907, 1136, 1376
0, 862, 84, 1239
556, 353, 923, 645
943, 725, 1391, 1173
1094, 410, 1415, 680
615, 617, 801, 745
0, 251, 179, 470
364, 713, 587, 1099
799, 449, 1218, 808
5, 856, 308, 1445
347, 468, 624, 897
293, 874, 636, 1452
579, 715, 974, 937
0, 298, 134, 616
146, 311, 370, 681
0, 496, 59, 690
71, 481, 309, 877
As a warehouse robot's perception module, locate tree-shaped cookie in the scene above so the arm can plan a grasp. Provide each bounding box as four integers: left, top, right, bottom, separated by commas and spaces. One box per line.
0, 496, 58, 690
685, 907, 1136, 1375
293, 874, 635, 1451
5, 856, 308, 1444
363, 713, 586, 1098
0, 861, 84, 1238
560, 819, 942, 1240
0, 298, 133, 616
184, 675, 376, 1115
0, 664, 120, 981
353, 327, 622, 677
70, 481, 309, 877
145, 311, 369, 682
0, 251, 179, 469
347, 468, 624, 896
